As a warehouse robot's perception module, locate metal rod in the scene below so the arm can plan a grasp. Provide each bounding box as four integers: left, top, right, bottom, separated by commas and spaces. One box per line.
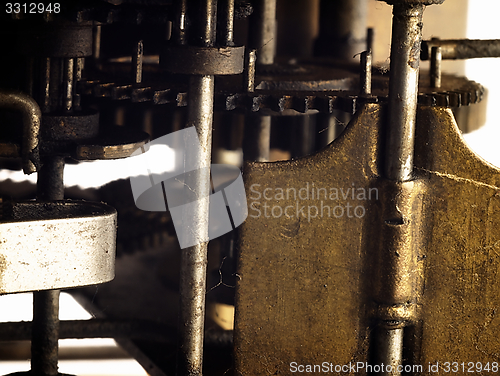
74, 57, 84, 110
93, 25, 101, 60
173, 0, 188, 45
41, 57, 51, 113
361, 50, 372, 95
178, 74, 214, 376
63, 58, 74, 112
31, 290, 60, 376
367, 27, 374, 54
37, 156, 65, 201
177, 1, 217, 375
374, 326, 404, 375
430, 46, 442, 88
243, 114, 271, 162
315, 0, 368, 60
384, 4, 424, 182
249, 0, 277, 65
132, 40, 144, 84
245, 49, 257, 93
421, 38, 500, 60
32, 157, 65, 376
218, 0, 235, 46
0, 319, 174, 343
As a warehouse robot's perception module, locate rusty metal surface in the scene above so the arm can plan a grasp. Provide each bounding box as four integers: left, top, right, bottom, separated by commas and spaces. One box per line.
234, 103, 500, 374
422, 39, 500, 60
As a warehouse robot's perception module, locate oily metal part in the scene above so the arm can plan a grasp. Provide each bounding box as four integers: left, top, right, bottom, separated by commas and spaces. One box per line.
0, 200, 117, 294
234, 103, 500, 375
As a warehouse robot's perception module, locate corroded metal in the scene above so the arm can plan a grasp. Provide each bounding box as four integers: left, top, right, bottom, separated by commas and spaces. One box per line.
234, 103, 500, 374
422, 38, 500, 60
0, 90, 41, 174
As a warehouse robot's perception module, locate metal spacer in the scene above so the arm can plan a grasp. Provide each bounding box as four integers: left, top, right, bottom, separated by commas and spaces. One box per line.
161, 45, 245, 75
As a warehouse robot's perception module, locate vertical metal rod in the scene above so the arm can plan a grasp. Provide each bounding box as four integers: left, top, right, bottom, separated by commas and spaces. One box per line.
249, 0, 277, 65
31, 290, 60, 376
93, 25, 101, 60
245, 49, 257, 93
377, 3, 425, 373
218, 0, 235, 46
367, 27, 374, 54
32, 156, 65, 376
245, 0, 275, 163
63, 58, 74, 112
361, 50, 372, 95
243, 115, 270, 162
132, 40, 144, 84
384, 4, 424, 182
37, 157, 65, 201
315, 0, 368, 60
41, 57, 51, 113
430, 46, 442, 88
174, 0, 188, 45
26, 57, 34, 97
74, 57, 84, 110
177, 1, 217, 375
374, 326, 404, 376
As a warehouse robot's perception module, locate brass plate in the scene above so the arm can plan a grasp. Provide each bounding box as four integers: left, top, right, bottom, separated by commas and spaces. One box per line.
234, 103, 500, 374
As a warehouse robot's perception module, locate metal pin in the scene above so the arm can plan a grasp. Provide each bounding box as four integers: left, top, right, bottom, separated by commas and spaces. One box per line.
41, 57, 51, 113
430, 46, 442, 88
63, 58, 74, 112
361, 50, 372, 96
245, 49, 257, 93
174, 0, 188, 45
74, 58, 84, 110
132, 40, 144, 84
93, 25, 101, 61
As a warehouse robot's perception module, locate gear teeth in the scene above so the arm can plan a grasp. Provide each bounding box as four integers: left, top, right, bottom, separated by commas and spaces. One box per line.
80, 76, 485, 113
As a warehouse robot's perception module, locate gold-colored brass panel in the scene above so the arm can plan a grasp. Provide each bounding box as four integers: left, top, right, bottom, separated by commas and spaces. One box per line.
235, 103, 500, 375
235, 104, 383, 375
415, 107, 500, 369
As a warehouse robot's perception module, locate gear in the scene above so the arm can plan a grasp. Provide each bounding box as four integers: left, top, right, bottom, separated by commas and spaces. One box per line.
79, 62, 484, 114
